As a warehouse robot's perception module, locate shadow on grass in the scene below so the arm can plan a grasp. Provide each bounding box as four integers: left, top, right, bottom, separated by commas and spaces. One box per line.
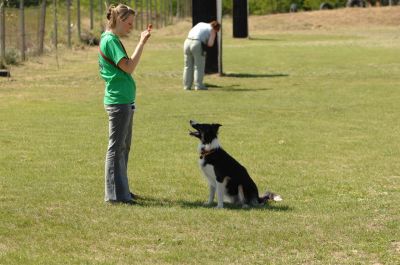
179, 200, 292, 212
204, 83, 273, 92
132, 195, 292, 211
222, 73, 289, 78
248, 37, 284, 41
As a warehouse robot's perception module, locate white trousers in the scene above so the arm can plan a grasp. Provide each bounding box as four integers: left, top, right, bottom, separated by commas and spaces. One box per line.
183, 39, 206, 89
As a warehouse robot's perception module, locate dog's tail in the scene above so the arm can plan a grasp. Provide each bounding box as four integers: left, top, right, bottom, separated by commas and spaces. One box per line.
259, 191, 283, 204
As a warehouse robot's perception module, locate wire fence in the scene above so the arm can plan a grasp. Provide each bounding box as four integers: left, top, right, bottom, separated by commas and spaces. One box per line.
0, 0, 192, 66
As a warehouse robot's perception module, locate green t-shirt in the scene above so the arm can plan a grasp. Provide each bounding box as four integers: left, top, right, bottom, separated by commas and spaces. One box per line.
99, 32, 136, 105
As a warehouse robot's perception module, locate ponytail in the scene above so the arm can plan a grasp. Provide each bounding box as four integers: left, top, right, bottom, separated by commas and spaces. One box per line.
106, 4, 136, 29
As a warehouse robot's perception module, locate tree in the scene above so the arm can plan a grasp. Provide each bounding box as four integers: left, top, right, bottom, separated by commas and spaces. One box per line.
1, 0, 6, 62
90, 0, 93, 30
77, 0, 81, 39
19, 0, 26, 61
53, 0, 58, 49
67, 0, 71, 48
37, 0, 46, 55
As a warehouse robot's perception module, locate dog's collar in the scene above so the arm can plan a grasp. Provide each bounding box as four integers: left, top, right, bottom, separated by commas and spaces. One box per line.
200, 149, 216, 159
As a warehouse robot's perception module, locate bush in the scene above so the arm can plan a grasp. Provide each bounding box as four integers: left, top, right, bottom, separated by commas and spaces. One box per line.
296, 0, 347, 11
4, 49, 19, 65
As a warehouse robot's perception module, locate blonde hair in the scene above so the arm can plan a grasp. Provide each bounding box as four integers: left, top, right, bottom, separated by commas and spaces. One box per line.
106, 4, 136, 29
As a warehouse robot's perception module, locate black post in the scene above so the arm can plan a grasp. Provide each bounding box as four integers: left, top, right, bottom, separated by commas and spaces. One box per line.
192, 0, 218, 74
233, 0, 248, 38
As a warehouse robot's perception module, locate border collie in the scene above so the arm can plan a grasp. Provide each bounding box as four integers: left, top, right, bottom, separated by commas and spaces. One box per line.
189, 120, 282, 208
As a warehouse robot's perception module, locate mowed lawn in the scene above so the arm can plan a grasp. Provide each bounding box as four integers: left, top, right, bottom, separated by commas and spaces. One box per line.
1, 13, 400, 265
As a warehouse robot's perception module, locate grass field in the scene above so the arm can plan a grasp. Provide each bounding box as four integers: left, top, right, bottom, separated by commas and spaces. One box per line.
1, 7, 400, 265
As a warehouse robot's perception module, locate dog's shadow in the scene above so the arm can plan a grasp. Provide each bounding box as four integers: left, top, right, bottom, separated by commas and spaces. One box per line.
134, 195, 292, 211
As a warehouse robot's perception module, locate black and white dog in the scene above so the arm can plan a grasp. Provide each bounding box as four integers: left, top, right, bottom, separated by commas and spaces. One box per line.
189, 120, 282, 208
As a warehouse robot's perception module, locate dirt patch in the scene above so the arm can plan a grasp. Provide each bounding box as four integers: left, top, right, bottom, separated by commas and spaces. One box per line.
250, 6, 400, 32
160, 7, 400, 37
392, 241, 400, 253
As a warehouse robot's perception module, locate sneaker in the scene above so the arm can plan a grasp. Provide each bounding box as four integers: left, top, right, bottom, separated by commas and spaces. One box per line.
183, 87, 191, 90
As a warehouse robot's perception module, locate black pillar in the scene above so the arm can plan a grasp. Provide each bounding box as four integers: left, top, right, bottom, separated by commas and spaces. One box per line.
192, 0, 218, 74
233, 0, 248, 38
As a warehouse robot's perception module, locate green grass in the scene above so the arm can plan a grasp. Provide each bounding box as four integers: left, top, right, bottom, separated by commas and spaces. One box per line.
1, 20, 400, 264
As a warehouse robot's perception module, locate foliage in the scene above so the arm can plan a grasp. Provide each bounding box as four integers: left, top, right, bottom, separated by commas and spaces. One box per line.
4, 0, 40, 8
3, 48, 19, 65
303, 0, 347, 10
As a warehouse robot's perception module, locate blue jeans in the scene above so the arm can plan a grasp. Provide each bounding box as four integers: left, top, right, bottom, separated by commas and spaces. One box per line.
104, 104, 135, 202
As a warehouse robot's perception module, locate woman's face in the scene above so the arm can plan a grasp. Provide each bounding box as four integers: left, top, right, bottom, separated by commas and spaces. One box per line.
118, 14, 134, 36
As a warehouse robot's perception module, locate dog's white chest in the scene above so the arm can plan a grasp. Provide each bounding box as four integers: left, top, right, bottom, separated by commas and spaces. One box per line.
199, 159, 217, 187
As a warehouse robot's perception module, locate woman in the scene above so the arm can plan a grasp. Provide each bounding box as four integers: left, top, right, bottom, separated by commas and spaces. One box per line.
98, 4, 151, 204
183, 21, 221, 90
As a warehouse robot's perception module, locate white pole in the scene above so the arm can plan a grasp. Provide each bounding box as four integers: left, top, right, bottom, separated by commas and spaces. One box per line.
216, 0, 222, 75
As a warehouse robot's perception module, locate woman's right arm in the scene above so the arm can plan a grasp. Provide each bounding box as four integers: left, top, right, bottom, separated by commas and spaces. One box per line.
118, 30, 151, 74
207, 30, 217, 47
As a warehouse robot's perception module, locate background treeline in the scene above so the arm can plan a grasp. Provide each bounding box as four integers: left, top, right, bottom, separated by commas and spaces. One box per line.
4, 0, 398, 15
1, 0, 398, 67
222, 0, 397, 14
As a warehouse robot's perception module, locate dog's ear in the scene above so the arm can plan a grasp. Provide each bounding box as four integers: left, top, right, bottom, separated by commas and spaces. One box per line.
211, 123, 222, 133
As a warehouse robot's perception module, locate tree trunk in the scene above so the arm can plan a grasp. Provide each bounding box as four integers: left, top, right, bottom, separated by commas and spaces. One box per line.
77, 0, 81, 39
19, 0, 26, 61
140, 0, 143, 30
37, 0, 46, 55
90, 0, 93, 30
99, 0, 104, 31
0, 0, 6, 62
53, 0, 58, 49
149, 0, 152, 26
67, 0, 71, 48
146, 0, 149, 27
163, 0, 167, 27
176, 0, 180, 18
134, 0, 139, 30
155, 0, 158, 29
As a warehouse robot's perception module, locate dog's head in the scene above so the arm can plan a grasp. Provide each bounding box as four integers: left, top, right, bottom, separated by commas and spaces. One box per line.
189, 120, 222, 145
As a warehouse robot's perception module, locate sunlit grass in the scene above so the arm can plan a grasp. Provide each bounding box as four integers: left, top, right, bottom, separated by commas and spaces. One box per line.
1, 17, 399, 264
